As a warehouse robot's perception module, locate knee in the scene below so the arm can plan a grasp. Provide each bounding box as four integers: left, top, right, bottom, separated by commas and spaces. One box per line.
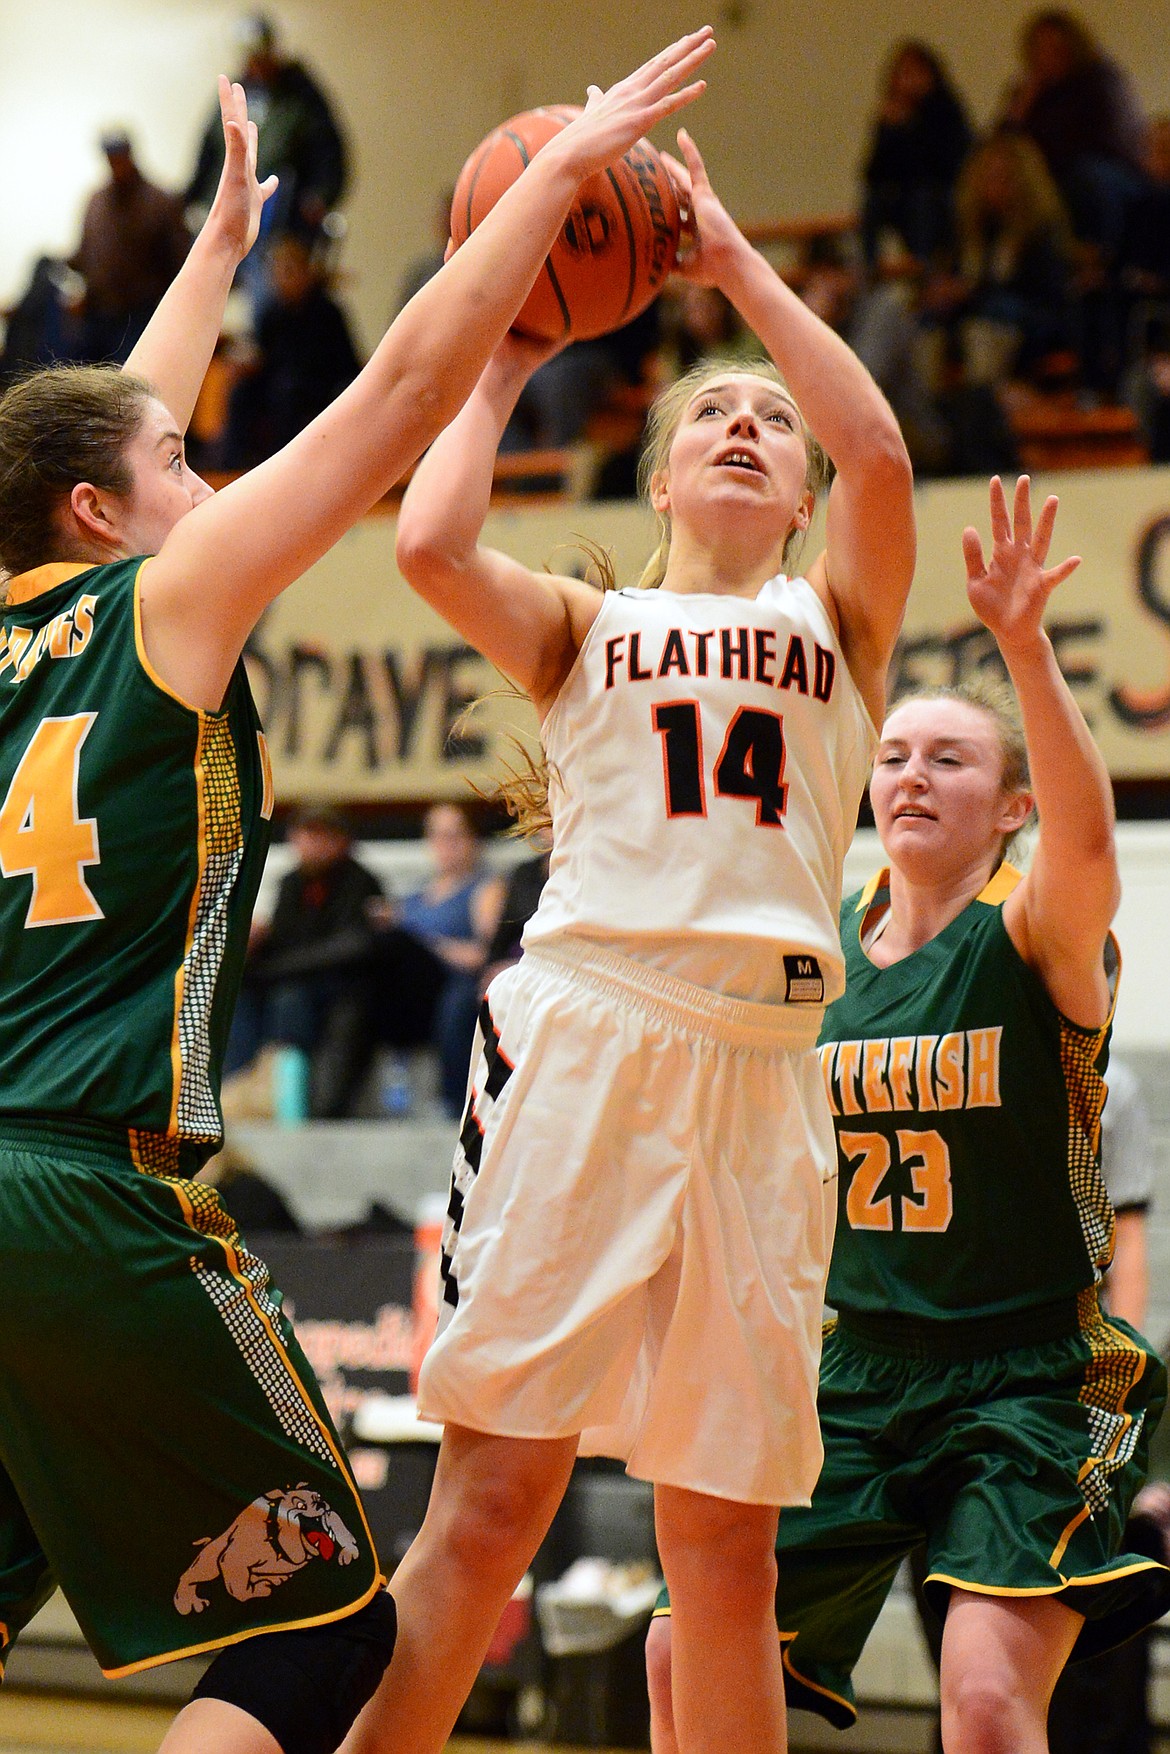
656, 1493, 778, 1615
429, 1457, 564, 1584
941, 1668, 1032, 1754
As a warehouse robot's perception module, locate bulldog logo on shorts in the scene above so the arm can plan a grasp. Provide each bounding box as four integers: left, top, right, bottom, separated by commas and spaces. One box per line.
174, 1484, 360, 1614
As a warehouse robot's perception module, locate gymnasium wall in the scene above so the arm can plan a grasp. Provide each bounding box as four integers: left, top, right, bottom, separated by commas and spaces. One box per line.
4, 0, 1168, 350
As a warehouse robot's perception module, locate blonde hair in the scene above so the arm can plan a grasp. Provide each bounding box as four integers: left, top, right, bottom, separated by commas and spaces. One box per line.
634, 356, 832, 590
955, 133, 1073, 278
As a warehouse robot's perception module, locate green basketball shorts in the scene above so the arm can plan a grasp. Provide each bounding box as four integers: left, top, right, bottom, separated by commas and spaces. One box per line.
653, 1297, 1169, 1728
0, 1118, 383, 1678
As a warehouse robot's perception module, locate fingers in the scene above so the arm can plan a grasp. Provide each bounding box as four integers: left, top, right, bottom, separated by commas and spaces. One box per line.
1012, 473, 1033, 546
646, 79, 709, 125
988, 474, 1011, 547
1032, 492, 1059, 565
1044, 555, 1081, 588
676, 128, 707, 179
616, 28, 715, 105
961, 526, 985, 582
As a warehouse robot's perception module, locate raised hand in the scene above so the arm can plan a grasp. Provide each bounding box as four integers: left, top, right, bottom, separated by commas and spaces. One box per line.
551, 28, 715, 180
962, 475, 1081, 652
659, 128, 743, 284
204, 74, 280, 262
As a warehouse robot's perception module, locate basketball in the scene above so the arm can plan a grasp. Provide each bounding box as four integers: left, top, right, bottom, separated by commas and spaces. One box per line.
449, 107, 682, 342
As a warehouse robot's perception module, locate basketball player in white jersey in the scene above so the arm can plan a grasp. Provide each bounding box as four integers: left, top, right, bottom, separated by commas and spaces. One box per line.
344, 132, 915, 1754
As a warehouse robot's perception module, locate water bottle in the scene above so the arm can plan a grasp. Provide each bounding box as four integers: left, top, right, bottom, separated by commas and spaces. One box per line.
272, 1045, 310, 1126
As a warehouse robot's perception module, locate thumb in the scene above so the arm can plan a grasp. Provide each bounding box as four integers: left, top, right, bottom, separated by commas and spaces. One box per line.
961, 526, 985, 582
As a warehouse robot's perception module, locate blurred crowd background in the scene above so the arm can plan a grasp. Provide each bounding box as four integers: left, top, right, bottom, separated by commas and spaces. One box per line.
3, 6, 1169, 490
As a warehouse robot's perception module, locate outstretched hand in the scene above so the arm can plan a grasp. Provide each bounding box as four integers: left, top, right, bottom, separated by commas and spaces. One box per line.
205, 75, 279, 262
660, 128, 743, 284
962, 475, 1081, 652
554, 27, 716, 180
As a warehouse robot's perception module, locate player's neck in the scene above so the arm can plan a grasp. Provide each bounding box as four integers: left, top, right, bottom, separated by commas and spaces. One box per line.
659, 523, 786, 599
875, 860, 997, 963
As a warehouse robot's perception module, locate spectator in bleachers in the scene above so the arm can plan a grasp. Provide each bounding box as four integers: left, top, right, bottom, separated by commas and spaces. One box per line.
1002, 10, 1146, 259
1120, 118, 1170, 309
0, 258, 84, 384
860, 40, 973, 272
185, 12, 349, 309
226, 803, 384, 1118
70, 130, 190, 364
396, 804, 505, 1119
217, 232, 362, 468
1118, 116, 1170, 440
923, 132, 1076, 387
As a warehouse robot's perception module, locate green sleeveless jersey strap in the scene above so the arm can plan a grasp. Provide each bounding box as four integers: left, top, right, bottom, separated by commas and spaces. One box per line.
819, 865, 1117, 1321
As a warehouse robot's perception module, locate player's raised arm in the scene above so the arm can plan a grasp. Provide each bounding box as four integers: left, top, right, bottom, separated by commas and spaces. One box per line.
141, 30, 715, 709
974, 476, 1119, 1024
664, 129, 915, 726
396, 332, 603, 714
124, 77, 277, 431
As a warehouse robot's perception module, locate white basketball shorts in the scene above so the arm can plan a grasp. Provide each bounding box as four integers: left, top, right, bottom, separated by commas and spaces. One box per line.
416, 937, 837, 1505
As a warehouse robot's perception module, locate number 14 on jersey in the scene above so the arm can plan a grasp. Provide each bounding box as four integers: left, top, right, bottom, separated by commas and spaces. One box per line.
653, 701, 788, 826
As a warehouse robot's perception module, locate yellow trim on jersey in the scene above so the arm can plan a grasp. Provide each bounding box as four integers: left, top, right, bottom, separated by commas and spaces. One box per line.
167, 712, 210, 1131
854, 862, 1023, 917
132, 560, 204, 714
779, 1635, 858, 1722
976, 862, 1023, 905
928, 1558, 1166, 1600
3, 562, 93, 605
101, 1575, 388, 1678
855, 869, 885, 911
128, 1145, 378, 1555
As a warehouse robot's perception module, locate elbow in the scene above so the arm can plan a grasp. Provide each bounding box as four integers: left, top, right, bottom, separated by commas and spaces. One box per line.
395, 518, 462, 592
868, 422, 914, 489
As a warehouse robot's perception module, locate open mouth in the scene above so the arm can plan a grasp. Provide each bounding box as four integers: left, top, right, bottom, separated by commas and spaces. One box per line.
302, 1517, 336, 1562
715, 449, 764, 474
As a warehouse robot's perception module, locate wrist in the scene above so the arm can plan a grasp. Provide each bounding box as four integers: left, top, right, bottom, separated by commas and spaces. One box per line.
193, 216, 246, 274
998, 626, 1055, 674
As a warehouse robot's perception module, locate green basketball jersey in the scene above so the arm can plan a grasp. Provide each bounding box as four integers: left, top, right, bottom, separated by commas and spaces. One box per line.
819, 865, 1116, 1321
0, 559, 273, 1160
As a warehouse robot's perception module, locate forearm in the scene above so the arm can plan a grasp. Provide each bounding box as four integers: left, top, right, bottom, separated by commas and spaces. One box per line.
1001, 629, 1116, 874
300, 149, 583, 510
123, 225, 239, 430
716, 234, 906, 465
399, 356, 530, 562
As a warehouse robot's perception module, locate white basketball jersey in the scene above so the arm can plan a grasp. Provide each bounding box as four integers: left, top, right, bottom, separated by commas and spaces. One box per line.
523, 576, 877, 1005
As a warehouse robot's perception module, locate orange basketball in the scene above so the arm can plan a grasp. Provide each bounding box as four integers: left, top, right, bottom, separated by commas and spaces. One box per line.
450, 107, 682, 342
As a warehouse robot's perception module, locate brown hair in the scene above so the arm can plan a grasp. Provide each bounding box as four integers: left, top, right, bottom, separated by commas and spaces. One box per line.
0, 365, 154, 580
634, 356, 832, 590
887, 675, 1034, 856
1021, 9, 1101, 70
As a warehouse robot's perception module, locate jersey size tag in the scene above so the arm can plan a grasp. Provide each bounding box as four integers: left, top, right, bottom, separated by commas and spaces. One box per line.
784, 954, 825, 1003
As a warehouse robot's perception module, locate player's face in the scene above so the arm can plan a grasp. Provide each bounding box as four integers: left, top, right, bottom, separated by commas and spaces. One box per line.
870, 699, 1030, 882
657, 374, 812, 545
115, 399, 213, 554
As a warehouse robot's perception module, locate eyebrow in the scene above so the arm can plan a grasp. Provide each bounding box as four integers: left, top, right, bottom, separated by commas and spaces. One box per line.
878, 735, 982, 753
156, 430, 184, 449
687, 382, 798, 415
